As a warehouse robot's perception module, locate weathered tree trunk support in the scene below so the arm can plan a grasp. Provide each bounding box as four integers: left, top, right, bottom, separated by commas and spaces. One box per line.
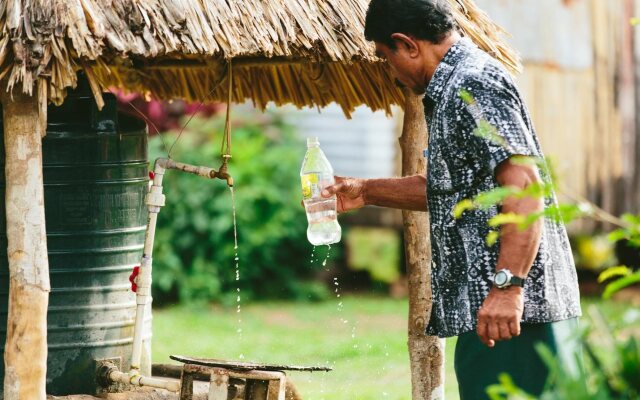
399, 89, 445, 400
1, 88, 50, 399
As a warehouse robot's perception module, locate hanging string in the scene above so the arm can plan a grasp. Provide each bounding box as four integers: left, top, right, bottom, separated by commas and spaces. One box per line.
221, 60, 233, 158
115, 91, 171, 157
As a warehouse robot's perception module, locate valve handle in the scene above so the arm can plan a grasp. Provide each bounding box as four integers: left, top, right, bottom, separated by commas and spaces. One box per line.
129, 266, 140, 292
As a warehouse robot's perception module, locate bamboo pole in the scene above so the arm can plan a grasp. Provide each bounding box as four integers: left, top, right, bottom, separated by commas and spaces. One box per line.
399, 89, 444, 400
1, 87, 50, 399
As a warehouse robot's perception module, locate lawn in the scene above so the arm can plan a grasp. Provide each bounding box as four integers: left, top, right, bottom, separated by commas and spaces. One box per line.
152, 294, 634, 400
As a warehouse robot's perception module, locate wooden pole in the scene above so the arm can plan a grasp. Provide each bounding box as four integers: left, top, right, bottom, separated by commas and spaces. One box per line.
1, 87, 50, 399
399, 89, 445, 400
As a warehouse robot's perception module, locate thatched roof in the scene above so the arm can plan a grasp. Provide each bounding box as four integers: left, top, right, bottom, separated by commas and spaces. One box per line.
0, 0, 520, 116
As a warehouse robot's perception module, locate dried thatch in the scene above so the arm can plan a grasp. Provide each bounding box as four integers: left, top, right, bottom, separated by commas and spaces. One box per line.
0, 0, 521, 116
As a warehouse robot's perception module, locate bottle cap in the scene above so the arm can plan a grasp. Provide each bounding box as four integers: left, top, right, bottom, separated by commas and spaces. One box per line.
307, 137, 319, 147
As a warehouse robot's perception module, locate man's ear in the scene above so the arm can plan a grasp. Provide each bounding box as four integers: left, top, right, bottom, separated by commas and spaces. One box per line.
390, 33, 420, 57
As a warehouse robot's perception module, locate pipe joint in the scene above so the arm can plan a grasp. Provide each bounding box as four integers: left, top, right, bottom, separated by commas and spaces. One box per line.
146, 192, 166, 208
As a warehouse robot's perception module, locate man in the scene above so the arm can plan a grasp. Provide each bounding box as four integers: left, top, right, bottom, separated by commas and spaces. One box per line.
321, 0, 582, 397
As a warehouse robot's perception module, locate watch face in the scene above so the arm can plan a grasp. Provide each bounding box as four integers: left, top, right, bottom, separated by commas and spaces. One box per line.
494, 271, 508, 286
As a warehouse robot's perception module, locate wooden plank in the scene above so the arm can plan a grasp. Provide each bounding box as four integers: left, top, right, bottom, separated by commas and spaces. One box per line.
170, 355, 331, 372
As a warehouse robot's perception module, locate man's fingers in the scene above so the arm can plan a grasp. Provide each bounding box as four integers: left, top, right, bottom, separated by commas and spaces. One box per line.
488, 322, 500, 345
498, 322, 512, 341
509, 320, 521, 337
322, 182, 344, 197
477, 319, 492, 347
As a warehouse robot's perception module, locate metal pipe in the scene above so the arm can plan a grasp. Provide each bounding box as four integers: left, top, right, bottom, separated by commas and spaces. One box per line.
155, 157, 234, 187
130, 160, 166, 372
124, 157, 234, 390
108, 369, 181, 392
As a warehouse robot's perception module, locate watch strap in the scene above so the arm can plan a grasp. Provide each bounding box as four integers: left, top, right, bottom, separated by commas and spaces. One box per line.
510, 275, 525, 287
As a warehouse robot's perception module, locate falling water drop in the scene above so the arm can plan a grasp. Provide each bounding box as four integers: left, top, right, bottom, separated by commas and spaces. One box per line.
230, 186, 243, 358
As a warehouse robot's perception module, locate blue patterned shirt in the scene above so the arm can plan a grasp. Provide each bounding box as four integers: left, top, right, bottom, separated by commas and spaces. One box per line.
424, 38, 581, 338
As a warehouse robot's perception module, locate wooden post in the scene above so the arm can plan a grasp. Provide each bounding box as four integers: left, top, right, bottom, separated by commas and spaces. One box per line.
1, 87, 50, 399
399, 89, 445, 400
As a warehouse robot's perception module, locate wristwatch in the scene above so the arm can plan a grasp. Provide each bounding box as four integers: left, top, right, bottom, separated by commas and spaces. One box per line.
491, 269, 525, 289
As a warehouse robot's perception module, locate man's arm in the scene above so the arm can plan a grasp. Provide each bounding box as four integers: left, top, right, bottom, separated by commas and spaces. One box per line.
322, 175, 427, 212
476, 158, 544, 347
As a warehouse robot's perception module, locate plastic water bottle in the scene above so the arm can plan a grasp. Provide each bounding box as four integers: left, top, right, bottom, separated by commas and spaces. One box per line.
300, 137, 341, 246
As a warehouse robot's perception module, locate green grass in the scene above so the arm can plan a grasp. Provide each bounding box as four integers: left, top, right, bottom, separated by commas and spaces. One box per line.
152, 294, 631, 400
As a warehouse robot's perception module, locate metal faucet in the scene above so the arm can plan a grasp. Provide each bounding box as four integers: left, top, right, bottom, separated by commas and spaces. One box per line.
212, 154, 234, 187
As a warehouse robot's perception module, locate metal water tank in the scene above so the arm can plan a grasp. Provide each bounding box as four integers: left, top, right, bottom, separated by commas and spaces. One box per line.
0, 84, 152, 395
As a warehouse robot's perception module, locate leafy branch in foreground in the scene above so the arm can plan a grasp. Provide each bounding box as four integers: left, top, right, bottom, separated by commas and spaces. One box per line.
455, 90, 640, 295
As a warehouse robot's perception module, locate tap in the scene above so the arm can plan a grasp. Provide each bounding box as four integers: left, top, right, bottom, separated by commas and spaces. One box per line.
211, 154, 234, 187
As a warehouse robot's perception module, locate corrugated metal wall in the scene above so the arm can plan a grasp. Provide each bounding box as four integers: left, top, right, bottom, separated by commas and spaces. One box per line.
476, 0, 638, 220
285, 104, 397, 179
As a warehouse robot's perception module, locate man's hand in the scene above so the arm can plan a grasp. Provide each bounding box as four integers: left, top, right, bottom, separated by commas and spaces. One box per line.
321, 176, 367, 213
476, 286, 524, 347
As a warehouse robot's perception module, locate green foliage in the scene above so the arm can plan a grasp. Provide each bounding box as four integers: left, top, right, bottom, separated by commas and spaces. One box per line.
149, 111, 331, 304
601, 271, 640, 300
346, 228, 401, 283
486, 374, 536, 400
598, 266, 632, 283
475, 120, 507, 148
608, 214, 640, 247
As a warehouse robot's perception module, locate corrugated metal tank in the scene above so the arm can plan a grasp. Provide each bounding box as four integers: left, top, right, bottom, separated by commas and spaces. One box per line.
0, 83, 152, 395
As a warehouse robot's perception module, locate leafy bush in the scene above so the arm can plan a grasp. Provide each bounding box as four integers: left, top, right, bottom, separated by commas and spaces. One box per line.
148, 110, 333, 305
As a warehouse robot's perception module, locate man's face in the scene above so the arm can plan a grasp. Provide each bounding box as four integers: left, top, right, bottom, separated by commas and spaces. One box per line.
375, 41, 426, 95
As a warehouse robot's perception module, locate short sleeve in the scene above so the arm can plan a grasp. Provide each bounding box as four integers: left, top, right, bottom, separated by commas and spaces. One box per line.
457, 71, 539, 175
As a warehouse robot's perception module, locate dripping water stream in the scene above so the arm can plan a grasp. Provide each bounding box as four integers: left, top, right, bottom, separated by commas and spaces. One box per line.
230, 186, 244, 359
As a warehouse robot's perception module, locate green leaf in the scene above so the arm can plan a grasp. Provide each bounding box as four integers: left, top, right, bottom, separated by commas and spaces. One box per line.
515, 182, 553, 200
474, 120, 507, 147
621, 213, 640, 226
486, 231, 500, 247
520, 211, 545, 229
597, 266, 632, 283
602, 271, 640, 299
608, 229, 629, 243
453, 199, 475, 219
543, 204, 587, 224
488, 212, 526, 228
459, 89, 475, 105
474, 187, 518, 208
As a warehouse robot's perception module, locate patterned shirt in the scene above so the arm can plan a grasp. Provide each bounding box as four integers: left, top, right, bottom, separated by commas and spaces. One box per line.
424, 38, 581, 338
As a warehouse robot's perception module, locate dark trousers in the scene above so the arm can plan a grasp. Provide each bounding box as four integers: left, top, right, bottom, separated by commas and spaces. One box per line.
454, 318, 581, 399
